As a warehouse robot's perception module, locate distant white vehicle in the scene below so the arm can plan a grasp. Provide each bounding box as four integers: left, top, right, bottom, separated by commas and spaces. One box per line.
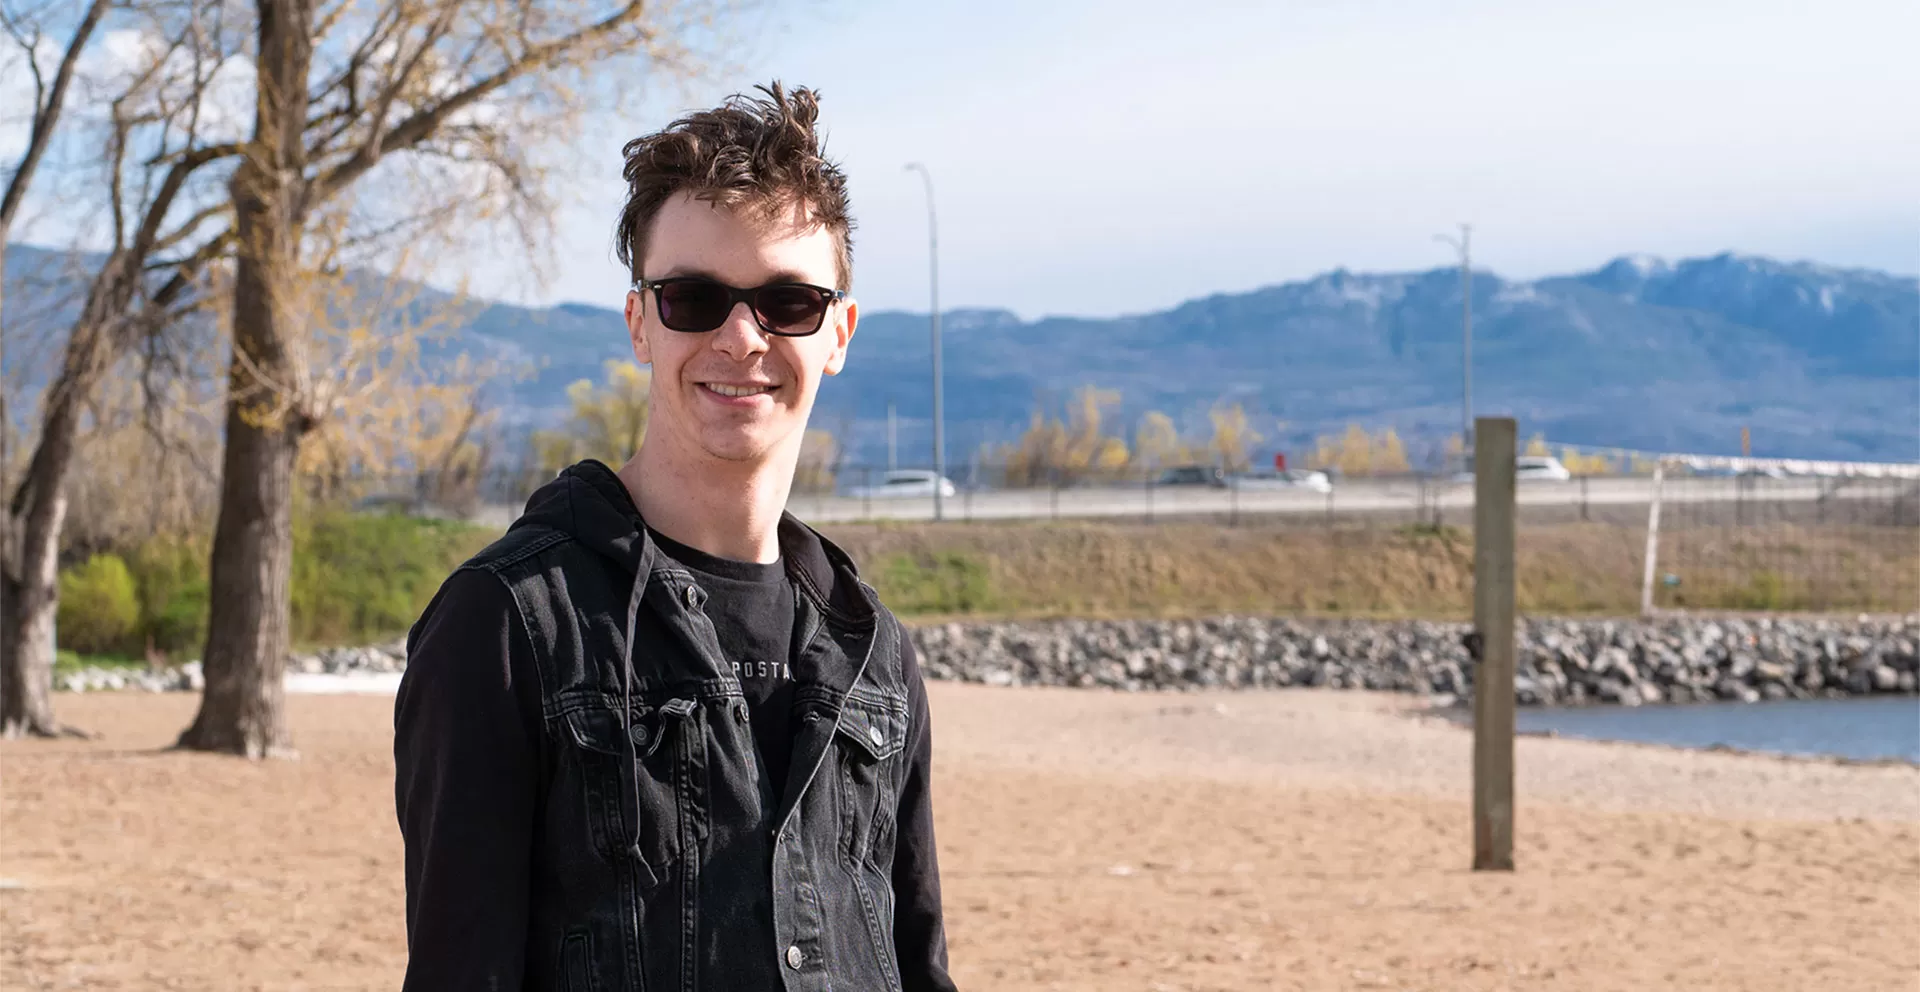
1516, 455, 1573, 482
1452, 455, 1574, 483
1230, 469, 1334, 494
846, 469, 957, 500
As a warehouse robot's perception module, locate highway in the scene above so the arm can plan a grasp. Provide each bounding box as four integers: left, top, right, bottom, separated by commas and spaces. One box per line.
786, 476, 1891, 525
462, 476, 1905, 530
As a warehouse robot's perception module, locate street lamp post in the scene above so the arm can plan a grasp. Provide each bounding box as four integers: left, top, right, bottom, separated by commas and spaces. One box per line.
1435, 224, 1473, 456
905, 162, 945, 521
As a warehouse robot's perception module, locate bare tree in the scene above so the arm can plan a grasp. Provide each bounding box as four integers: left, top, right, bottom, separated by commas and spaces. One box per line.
1, 0, 245, 736
0, 0, 109, 736
1, 0, 107, 485
178, 0, 716, 756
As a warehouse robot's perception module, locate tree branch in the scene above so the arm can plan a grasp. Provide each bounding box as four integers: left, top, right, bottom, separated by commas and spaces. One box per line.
150, 202, 233, 256
303, 1, 648, 213
0, 0, 110, 234
355, 2, 462, 164
128, 143, 246, 263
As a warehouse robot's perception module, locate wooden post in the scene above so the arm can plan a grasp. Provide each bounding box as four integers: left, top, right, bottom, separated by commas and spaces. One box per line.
1639, 463, 1665, 617
1472, 416, 1516, 872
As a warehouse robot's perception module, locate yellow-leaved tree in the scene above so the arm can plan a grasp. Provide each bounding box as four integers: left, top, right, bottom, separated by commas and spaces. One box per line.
1132, 410, 1187, 471
1000, 385, 1130, 487
1308, 424, 1412, 476
533, 361, 652, 474
1207, 402, 1262, 473
1558, 447, 1617, 476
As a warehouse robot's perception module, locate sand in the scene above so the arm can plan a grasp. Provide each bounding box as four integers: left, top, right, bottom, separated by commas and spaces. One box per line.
3, 686, 1916, 991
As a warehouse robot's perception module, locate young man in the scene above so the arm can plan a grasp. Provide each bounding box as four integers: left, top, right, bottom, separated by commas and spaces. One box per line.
394, 83, 956, 992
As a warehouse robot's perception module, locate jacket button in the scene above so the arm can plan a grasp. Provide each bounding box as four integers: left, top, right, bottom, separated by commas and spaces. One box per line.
734, 703, 749, 725
684, 585, 699, 607
629, 724, 649, 746
785, 945, 804, 970
867, 726, 885, 748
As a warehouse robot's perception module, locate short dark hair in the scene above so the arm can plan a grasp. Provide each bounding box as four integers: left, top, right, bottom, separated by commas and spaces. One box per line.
614, 81, 854, 291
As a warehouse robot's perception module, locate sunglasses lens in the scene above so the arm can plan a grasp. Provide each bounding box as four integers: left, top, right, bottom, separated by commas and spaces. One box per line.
753, 285, 829, 335
656, 280, 732, 331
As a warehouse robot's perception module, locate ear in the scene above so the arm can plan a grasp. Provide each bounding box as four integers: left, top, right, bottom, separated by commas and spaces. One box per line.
625, 288, 652, 365
822, 297, 858, 376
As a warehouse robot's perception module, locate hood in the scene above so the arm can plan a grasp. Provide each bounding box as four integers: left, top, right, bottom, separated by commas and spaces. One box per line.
512, 459, 876, 627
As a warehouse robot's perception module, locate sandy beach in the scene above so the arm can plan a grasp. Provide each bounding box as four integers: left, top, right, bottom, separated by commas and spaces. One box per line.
3, 686, 1915, 991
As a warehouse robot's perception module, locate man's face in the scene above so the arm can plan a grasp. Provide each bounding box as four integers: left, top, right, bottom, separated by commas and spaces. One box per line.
625, 192, 856, 468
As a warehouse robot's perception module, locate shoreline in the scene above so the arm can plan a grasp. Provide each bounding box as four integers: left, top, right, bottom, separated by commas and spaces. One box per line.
1419, 696, 1920, 769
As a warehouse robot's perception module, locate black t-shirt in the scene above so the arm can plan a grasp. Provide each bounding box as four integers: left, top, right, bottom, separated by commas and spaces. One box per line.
647, 529, 797, 801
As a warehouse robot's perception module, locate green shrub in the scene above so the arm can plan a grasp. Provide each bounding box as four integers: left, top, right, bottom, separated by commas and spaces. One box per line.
54, 649, 144, 674
290, 511, 494, 646
59, 513, 492, 658
127, 536, 210, 657
56, 554, 140, 654
873, 552, 998, 617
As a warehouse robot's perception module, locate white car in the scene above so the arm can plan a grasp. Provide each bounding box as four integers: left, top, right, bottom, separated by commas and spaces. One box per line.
1516, 455, 1572, 482
846, 469, 958, 500
1229, 469, 1333, 494
1453, 455, 1573, 483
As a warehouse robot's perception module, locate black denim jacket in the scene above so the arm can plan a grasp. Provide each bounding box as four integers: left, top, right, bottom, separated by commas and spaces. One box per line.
394, 461, 956, 991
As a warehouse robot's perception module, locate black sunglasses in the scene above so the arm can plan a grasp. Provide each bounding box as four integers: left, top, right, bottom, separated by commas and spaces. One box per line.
634, 277, 846, 337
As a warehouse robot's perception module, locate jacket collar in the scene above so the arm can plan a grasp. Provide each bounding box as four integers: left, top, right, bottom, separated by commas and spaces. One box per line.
540, 459, 875, 629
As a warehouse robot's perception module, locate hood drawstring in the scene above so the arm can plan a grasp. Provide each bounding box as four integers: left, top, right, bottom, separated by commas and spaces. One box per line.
620, 537, 657, 855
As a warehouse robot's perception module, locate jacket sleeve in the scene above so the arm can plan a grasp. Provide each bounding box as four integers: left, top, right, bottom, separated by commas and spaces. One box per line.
393, 568, 544, 991
891, 630, 959, 992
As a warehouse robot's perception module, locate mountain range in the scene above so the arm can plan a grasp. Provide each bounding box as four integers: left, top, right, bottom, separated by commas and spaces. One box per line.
6, 245, 1916, 466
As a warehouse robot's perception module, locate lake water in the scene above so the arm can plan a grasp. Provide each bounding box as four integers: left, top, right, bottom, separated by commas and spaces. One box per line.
1515, 697, 1920, 763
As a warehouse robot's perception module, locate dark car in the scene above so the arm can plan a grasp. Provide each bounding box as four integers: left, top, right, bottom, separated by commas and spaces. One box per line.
1156, 465, 1228, 488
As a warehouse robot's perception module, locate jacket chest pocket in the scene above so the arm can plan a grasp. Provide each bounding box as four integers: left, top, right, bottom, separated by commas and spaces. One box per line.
833, 695, 908, 868
562, 698, 704, 885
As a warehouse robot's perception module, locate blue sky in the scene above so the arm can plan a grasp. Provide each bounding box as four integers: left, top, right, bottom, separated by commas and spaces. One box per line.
12, 0, 1917, 321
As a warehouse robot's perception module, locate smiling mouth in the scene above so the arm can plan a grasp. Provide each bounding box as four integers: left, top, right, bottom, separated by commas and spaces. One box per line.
701, 382, 776, 398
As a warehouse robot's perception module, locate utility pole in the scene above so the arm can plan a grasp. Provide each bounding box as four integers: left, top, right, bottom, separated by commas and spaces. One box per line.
887, 401, 898, 472
1435, 224, 1474, 456
906, 162, 945, 520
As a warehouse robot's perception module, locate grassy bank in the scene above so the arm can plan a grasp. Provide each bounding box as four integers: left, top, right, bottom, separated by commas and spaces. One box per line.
55, 514, 1914, 657
827, 518, 1918, 621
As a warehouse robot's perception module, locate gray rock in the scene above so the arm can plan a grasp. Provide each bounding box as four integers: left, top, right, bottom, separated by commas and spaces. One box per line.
904, 614, 1917, 708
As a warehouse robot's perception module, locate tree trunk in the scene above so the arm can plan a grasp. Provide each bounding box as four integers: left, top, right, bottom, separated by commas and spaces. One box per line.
0, 1, 112, 721
0, 260, 136, 738
173, 161, 305, 757
0, 491, 66, 738
173, 184, 304, 756
174, 403, 299, 758
176, 0, 313, 757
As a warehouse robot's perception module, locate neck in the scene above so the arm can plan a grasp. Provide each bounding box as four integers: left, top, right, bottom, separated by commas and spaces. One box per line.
618, 431, 797, 565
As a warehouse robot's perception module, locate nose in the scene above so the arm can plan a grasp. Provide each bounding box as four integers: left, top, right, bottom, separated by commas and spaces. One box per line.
710, 301, 770, 361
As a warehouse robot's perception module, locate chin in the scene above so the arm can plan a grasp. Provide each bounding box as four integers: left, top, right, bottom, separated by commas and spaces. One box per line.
698, 429, 785, 465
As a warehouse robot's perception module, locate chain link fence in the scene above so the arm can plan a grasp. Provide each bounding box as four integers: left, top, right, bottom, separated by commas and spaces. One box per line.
316, 451, 1917, 616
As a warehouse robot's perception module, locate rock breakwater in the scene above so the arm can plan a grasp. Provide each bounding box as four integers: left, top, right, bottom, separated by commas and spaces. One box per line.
910, 615, 1920, 705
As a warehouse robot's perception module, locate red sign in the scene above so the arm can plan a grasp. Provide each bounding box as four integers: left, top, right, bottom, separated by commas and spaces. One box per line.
1273, 452, 1287, 471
